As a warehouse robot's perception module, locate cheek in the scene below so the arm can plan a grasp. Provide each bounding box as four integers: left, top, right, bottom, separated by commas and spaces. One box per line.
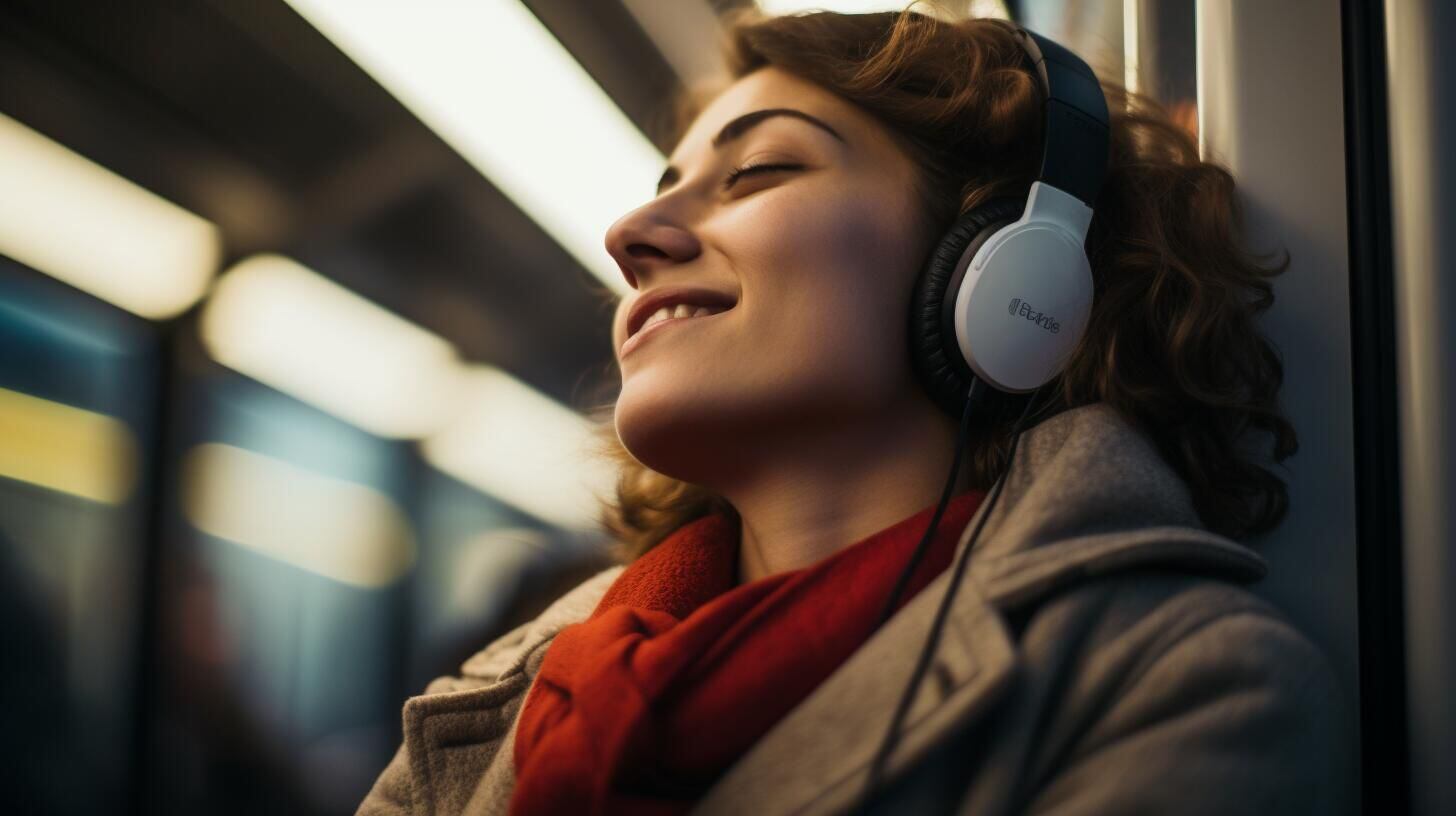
730, 187, 920, 369
733, 177, 921, 289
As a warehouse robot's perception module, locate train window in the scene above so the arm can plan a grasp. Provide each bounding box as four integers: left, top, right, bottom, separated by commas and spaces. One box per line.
1020, 0, 1198, 141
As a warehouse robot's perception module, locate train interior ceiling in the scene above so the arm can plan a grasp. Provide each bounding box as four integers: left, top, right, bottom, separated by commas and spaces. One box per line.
0, 1, 1448, 815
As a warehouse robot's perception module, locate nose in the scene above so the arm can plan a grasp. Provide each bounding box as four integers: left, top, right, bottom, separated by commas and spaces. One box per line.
604, 203, 702, 290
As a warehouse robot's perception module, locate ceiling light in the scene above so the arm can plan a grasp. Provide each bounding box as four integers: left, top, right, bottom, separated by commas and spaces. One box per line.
421, 365, 617, 532
283, 0, 660, 297
0, 112, 221, 319
200, 254, 465, 439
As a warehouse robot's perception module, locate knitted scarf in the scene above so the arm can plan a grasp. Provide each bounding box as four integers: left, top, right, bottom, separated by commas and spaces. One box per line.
509, 488, 986, 815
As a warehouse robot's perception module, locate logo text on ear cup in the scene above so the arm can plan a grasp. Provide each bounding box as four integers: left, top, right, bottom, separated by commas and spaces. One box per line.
1008, 297, 1061, 334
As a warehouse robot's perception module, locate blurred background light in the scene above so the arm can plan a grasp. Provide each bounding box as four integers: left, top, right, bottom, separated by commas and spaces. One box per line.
421, 365, 616, 532
0, 112, 222, 320
282, 0, 658, 297
968, 0, 1011, 18
758, 0, 920, 12
757, 0, 1008, 17
200, 254, 465, 439
1123, 0, 1141, 93
0, 386, 139, 504
181, 442, 416, 588
443, 527, 553, 614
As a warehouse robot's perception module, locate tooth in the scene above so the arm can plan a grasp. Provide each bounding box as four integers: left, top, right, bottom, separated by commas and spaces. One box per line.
637, 301, 734, 335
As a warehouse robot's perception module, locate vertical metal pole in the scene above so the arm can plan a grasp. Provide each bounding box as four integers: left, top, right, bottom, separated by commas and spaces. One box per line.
1384, 2, 1456, 813
1341, 0, 1411, 811
128, 313, 184, 816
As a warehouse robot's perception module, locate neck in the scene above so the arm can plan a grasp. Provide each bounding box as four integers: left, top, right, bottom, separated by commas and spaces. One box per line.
721, 397, 972, 586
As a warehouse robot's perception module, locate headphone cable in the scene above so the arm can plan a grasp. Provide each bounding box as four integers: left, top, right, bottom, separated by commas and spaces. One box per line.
871, 377, 985, 632
853, 379, 1044, 813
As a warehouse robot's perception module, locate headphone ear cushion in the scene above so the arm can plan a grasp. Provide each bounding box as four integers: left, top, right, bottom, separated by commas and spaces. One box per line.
909, 197, 1027, 419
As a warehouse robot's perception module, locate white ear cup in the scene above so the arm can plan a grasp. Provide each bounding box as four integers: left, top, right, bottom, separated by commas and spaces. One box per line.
952, 182, 1095, 392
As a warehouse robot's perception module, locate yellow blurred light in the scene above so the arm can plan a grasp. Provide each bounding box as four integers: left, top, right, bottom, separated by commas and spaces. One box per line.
421, 366, 616, 532
0, 112, 221, 319
200, 254, 466, 439
181, 443, 416, 588
0, 387, 138, 504
283, 0, 656, 297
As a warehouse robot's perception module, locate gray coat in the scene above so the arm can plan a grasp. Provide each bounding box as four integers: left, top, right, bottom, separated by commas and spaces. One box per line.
357, 401, 1357, 815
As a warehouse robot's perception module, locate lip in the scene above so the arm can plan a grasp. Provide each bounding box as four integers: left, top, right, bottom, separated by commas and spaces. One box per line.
619, 308, 728, 359
625, 285, 739, 344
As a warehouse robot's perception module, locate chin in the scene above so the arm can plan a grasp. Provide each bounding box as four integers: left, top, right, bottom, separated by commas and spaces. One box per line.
613, 383, 736, 483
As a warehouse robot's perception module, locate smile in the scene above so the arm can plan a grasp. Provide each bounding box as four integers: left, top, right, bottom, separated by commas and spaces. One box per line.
620, 306, 730, 358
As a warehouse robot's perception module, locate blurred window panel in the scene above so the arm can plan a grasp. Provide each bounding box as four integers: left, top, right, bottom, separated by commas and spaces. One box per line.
0, 256, 158, 816
150, 370, 417, 816
1018, 0, 1198, 141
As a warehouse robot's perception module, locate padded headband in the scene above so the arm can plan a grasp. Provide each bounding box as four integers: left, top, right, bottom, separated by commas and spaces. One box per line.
1015, 27, 1111, 207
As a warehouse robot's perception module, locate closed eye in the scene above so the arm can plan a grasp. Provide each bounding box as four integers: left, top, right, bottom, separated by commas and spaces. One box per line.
723, 162, 803, 191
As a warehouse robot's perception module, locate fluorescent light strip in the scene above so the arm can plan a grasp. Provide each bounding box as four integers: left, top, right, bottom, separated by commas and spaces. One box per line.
284, 0, 658, 297
200, 254, 465, 439
181, 443, 416, 588
1123, 0, 1141, 94
0, 387, 139, 504
0, 113, 222, 319
421, 365, 617, 532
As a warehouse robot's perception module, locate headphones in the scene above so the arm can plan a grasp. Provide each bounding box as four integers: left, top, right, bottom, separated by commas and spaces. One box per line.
856, 21, 1110, 813
910, 24, 1109, 415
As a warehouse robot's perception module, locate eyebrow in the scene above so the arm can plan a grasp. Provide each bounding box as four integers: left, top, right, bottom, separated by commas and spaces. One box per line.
655, 108, 847, 196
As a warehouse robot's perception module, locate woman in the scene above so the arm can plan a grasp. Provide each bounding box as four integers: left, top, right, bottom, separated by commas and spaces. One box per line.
358, 7, 1353, 815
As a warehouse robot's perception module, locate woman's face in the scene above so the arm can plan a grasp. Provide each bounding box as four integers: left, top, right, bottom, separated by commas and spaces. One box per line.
607, 66, 935, 483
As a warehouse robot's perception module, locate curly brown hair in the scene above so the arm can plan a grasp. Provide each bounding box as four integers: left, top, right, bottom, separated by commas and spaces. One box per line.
578, 4, 1297, 561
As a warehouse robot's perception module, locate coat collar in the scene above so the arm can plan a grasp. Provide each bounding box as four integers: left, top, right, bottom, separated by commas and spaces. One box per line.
689, 402, 1266, 815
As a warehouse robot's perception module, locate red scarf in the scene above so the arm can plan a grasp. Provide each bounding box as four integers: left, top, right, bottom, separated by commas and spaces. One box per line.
509, 488, 986, 815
